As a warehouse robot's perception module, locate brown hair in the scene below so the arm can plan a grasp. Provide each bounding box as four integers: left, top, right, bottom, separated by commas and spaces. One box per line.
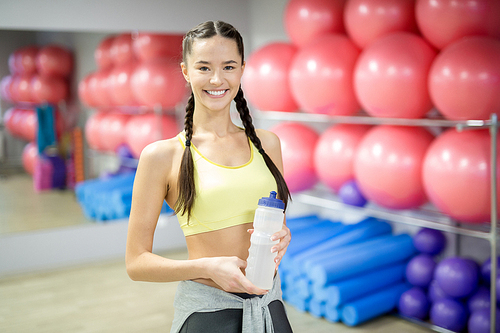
174, 21, 290, 220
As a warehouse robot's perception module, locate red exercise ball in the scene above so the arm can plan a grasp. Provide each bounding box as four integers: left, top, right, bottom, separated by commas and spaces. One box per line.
422, 128, 500, 223
429, 36, 500, 121
85, 111, 107, 150
124, 114, 179, 158
344, 0, 417, 49
110, 33, 135, 66
36, 45, 73, 77
92, 69, 114, 107
79, 73, 100, 107
242, 42, 298, 112
314, 124, 371, 193
8, 46, 39, 75
10, 74, 35, 103
22, 142, 38, 175
108, 60, 139, 107
354, 32, 437, 118
131, 58, 187, 109
31, 75, 68, 104
0, 75, 13, 102
133, 33, 183, 62
98, 112, 132, 152
354, 125, 434, 209
289, 34, 360, 115
95, 36, 115, 70
21, 109, 37, 142
269, 122, 319, 193
416, 0, 500, 50
284, 0, 346, 47
2, 108, 15, 136
6, 108, 25, 138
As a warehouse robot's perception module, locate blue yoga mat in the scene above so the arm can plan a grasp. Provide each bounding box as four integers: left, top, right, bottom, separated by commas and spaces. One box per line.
309, 299, 325, 318
324, 263, 406, 307
308, 234, 416, 287
340, 282, 411, 326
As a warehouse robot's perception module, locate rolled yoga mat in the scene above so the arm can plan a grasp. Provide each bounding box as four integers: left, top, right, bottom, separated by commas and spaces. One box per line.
307, 234, 416, 287
309, 299, 325, 318
292, 218, 392, 275
340, 282, 411, 326
325, 305, 341, 323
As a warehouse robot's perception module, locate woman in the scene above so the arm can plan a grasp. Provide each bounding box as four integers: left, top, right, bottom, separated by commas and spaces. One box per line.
126, 20, 292, 333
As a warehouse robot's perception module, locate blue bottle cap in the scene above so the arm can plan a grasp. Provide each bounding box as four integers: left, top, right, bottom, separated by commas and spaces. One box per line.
258, 191, 285, 210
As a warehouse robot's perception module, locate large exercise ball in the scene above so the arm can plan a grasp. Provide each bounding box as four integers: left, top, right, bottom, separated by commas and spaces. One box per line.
406, 254, 437, 288
133, 33, 183, 62
242, 42, 298, 112
338, 180, 367, 207
98, 112, 132, 152
416, 0, 500, 50
108, 60, 139, 106
8, 46, 38, 75
124, 114, 178, 158
94, 36, 115, 70
92, 69, 114, 107
289, 34, 360, 115
31, 75, 68, 104
131, 58, 187, 109
36, 45, 72, 77
422, 128, 500, 223
468, 286, 491, 313
313, 124, 371, 192
10, 74, 35, 103
428, 280, 448, 303
22, 109, 37, 142
354, 32, 437, 118
354, 125, 434, 209
269, 122, 319, 193
284, 0, 346, 47
430, 298, 468, 332
0, 75, 13, 102
78, 73, 97, 107
398, 287, 430, 320
413, 228, 446, 256
469, 308, 500, 333
22, 142, 38, 175
344, 0, 417, 49
110, 33, 135, 66
481, 257, 500, 284
85, 111, 107, 151
434, 256, 480, 298
429, 36, 500, 120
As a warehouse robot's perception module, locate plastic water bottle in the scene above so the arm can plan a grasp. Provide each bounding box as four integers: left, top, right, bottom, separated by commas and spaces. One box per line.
245, 191, 285, 290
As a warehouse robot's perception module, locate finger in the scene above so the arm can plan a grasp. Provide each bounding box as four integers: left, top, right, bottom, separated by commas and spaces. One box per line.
270, 229, 287, 242
247, 229, 254, 235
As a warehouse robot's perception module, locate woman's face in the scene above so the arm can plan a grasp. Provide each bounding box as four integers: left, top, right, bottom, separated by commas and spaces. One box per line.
181, 35, 245, 113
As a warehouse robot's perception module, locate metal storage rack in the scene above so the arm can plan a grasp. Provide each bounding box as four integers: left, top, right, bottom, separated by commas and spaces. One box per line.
254, 110, 498, 333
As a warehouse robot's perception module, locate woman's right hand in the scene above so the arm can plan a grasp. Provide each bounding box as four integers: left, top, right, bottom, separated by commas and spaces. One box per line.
204, 256, 268, 295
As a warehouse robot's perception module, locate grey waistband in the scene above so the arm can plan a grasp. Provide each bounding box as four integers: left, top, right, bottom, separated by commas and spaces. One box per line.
170, 273, 283, 333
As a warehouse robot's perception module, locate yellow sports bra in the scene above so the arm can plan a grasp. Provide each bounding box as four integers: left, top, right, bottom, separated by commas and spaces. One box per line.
176, 132, 278, 236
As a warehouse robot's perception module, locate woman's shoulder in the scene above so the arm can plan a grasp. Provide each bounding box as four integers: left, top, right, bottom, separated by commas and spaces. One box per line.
137, 134, 184, 168
255, 128, 281, 152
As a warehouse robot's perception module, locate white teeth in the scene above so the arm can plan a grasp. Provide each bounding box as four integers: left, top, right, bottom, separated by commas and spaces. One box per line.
206, 90, 226, 96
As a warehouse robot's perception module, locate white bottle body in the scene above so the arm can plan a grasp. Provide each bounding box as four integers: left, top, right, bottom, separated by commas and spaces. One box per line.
245, 206, 284, 290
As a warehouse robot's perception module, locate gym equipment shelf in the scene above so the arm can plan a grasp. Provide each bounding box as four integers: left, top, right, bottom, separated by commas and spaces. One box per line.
254, 110, 498, 333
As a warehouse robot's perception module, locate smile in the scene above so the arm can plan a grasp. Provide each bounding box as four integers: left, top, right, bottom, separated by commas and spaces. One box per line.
204, 89, 228, 97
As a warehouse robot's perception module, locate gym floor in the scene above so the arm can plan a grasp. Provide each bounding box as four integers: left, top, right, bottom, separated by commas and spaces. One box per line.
0, 174, 432, 332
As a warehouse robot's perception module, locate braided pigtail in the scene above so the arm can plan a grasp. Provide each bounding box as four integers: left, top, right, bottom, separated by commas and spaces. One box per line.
174, 92, 196, 220
234, 87, 291, 208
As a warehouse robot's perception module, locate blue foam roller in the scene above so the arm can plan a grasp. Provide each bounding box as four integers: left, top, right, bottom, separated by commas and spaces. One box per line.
297, 277, 312, 299
325, 263, 406, 307
286, 215, 325, 232
293, 218, 392, 275
309, 299, 325, 318
312, 284, 328, 302
308, 234, 416, 287
341, 283, 411, 326
325, 305, 341, 323
286, 294, 310, 313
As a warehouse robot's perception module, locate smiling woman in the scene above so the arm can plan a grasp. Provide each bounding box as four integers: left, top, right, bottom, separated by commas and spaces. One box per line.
125, 21, 292, 333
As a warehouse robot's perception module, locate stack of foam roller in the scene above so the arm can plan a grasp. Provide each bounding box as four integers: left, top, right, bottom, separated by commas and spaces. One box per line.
75, 172, 171, 221
279, 215, 417, 326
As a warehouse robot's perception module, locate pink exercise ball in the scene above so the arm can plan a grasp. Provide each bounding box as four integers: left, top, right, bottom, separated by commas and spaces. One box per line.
1, 75, 13, 102
314, 124, 371, 193
22, 142, 38, 175
85, 111, 107, 151
289, 34, 360, 115
354, 32, 437, 118
344, 0, 417, 49
6, 108, 25, 138
423, 128, 500, 223
108, 60, 139, 107
2, 108, 15, 136
416, 0, 500, 50
36, 45, 73, 77
269, 122, 319, 193
92, 69, 114, 107
131, 58, 187, 109
95, 36, 115, 70
429, 36, 500, 121
31, 75, 68, 104
125, 114, 179, 158
21, 109, 37, 142
284, 0, 346, 47
133, 33, 183, 62
110, 33, 136, 66
8, 46, 39, 75
242, 42, 298, 112
354, 125, 434, 209
10, 74, 35, 103
98, 112, 132, 152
